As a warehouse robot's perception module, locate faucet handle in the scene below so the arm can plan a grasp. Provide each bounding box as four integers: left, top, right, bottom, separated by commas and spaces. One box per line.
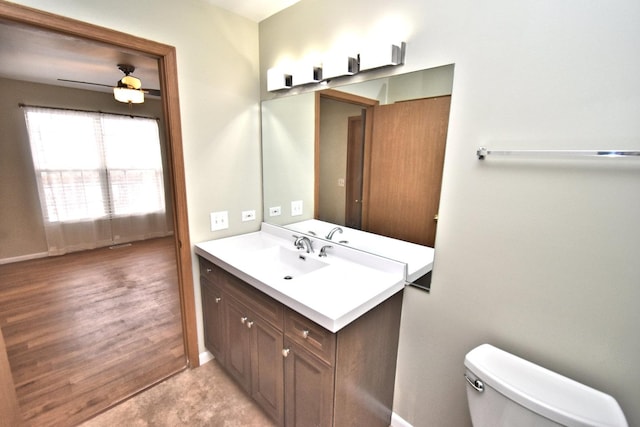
319, 245, 333, 257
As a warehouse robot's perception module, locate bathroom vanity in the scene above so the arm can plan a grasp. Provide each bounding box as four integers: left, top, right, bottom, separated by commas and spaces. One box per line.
195, 223, 433, 426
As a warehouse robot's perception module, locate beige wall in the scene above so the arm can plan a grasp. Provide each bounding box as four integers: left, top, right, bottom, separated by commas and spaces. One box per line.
7, 0, 261, 354
0, 77, 167, 261
260, 1, 640, 426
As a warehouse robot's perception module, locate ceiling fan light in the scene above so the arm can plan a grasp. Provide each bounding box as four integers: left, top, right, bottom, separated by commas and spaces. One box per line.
113, 87, 144, 104
121, 75, 141, 89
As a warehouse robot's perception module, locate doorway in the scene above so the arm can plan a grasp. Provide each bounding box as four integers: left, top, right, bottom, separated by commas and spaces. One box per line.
0, 2, 197, 424
316, 89, 451, 247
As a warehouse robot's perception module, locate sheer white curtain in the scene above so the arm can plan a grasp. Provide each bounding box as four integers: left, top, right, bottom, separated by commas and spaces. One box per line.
23, 107, 170, 256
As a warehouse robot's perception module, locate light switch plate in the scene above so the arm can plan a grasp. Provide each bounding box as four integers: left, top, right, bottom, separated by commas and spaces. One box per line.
291, 200, 303, 216
210, 211, 228, 231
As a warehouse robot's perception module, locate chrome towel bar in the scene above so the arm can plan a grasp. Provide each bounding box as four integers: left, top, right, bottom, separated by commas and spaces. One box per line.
477, 147, 640, 160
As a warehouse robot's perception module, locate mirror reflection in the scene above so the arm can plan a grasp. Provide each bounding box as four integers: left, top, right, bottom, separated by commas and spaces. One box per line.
262, 64, 454, 249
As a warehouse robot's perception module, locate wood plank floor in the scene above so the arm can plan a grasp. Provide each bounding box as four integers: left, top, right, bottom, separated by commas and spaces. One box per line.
0, 237, 186, 426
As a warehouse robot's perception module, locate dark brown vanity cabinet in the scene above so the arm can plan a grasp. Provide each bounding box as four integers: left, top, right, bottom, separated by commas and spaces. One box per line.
283, 309, 336, 427
200, 271, 225, 364
199, 256, 403, 427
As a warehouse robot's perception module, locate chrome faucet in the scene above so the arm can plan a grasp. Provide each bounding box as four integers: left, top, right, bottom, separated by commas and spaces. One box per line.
293, 235, 314, 253
326, 226, 343, 240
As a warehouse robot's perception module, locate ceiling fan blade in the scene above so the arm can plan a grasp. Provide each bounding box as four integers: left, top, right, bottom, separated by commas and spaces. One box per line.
143, 88, 161, 97
59, 78, 161, 97
57, 78, 113, 88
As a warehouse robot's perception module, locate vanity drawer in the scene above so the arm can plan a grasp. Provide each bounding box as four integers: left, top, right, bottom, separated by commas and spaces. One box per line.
199, 257, 221, 285
285, 308, 336, 366
221, 268, 284, 331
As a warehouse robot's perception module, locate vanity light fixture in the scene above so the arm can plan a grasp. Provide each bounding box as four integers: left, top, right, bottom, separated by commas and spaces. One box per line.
321, 55, 358, 80
358, 42, 405, 71
266, 42, 406, 92
292, 64, 322, 86
267, 68, 293, 91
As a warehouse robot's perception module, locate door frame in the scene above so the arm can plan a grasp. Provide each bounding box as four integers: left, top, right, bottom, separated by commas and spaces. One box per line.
314, 89, 378, 219
0, 1, 199, 367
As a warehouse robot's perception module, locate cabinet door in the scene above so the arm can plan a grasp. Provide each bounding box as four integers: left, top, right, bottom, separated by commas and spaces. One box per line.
284, 338, 334, 427
251, 319, 284, 425
201, 276, 225, 364
224, 297, 252, 393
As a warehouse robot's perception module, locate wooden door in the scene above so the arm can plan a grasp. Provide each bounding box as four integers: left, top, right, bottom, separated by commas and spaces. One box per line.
345, 114, 365, 229
0, 328, 23, 427
284, 339, 335, 427
362, 96, 450, 247
201, 276, 225, 364
251, 319, 284, 425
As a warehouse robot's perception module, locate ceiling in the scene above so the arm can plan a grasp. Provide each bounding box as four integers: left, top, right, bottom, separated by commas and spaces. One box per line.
0, 1, 299, 97
205, 0, 300, 22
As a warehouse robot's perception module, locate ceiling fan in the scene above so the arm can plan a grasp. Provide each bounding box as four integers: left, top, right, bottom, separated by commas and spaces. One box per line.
58, 64, 161, 104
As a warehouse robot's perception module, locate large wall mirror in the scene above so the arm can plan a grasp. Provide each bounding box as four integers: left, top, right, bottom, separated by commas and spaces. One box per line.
262, 64, 454, 253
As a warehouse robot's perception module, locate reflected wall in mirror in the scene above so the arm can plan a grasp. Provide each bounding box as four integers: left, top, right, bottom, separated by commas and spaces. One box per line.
262, 64, 454, 248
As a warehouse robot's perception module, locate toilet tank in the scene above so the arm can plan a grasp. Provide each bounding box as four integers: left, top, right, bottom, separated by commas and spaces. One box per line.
464, 344, 628, 427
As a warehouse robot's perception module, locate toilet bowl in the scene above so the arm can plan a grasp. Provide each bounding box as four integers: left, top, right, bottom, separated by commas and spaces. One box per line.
464, 344, 628, 427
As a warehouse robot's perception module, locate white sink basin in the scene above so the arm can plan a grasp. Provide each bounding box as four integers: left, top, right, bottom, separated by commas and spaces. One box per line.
237, 245, 328, 281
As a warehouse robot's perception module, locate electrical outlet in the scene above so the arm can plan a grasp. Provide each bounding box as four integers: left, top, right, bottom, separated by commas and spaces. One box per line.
291, 200, 303, 216
210, 211, 228, 231
269, 206, 282, 217
241, 210, 256, 222
337, 178, 345, 187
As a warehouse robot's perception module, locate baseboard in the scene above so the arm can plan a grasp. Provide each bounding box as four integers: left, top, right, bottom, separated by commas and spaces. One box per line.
199, 350, 214, 365
391, 411, 414, 427
0, 251, 48, 265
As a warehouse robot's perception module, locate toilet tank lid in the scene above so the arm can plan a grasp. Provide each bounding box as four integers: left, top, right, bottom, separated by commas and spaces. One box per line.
464, 344, 628, 427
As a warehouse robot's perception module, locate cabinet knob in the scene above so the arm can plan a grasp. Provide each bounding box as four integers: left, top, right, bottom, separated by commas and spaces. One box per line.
240, 316, 248, 324
302, 329, 310, 339
215, 297, 221, 304
282, 348, 290, 358
246, 320, 254, 329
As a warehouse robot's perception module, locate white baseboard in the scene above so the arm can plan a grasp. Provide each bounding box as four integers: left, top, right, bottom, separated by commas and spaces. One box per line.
391, 411, 414, 427
0, 251, 48, 265
199, 350, 214, 365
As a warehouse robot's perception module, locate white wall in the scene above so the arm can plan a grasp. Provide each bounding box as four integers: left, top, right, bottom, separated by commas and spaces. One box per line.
7, 0, 262, 353
260, 1, 640, 426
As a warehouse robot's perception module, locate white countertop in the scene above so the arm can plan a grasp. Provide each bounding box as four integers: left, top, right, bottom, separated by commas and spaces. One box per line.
195, 223, 407, 332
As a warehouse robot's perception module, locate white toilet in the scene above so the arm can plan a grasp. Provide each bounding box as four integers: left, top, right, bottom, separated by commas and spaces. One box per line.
464, 344, 628, 427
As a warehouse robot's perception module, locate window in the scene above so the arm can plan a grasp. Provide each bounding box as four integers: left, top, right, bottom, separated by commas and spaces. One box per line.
24, 107, 165, 223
